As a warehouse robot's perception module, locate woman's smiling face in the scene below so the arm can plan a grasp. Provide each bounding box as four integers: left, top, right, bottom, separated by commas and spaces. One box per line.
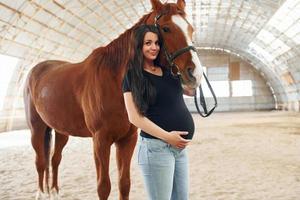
142, 32, 160, 62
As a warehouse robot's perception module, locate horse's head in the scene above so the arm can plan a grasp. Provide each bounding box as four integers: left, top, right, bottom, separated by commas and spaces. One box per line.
146, 0, 203, 89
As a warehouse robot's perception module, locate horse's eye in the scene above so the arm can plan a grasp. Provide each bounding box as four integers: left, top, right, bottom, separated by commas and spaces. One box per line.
162, 27, 170, 33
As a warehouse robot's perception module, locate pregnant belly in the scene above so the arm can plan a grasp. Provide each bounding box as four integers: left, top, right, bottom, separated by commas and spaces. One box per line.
149, 109, 195, 140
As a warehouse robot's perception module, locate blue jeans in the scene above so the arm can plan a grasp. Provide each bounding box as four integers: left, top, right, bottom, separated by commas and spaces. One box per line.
137, 136, 189, 200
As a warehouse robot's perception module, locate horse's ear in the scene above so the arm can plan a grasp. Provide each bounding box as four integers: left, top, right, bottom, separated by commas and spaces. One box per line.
150, 0, 163, 11
177, 0, 186, 10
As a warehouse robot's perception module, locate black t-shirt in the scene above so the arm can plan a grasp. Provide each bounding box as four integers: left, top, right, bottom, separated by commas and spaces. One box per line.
122, 68, 194, 140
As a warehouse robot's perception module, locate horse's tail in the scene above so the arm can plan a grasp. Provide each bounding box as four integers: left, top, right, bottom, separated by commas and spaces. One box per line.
44, 126, 52, 193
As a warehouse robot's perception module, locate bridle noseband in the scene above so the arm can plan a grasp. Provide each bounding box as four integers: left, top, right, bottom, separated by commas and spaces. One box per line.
153, 12, 218, 117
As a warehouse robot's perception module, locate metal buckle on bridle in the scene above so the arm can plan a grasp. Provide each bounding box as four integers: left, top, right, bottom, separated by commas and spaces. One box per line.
153, 13, 217, 117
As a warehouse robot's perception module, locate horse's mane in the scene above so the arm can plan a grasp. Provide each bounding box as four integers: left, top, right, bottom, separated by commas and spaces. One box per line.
91, 14, 151, 72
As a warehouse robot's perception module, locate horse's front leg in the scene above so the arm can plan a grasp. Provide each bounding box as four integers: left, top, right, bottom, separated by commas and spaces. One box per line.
115, 127, 138, 200
93, 132, 113, 200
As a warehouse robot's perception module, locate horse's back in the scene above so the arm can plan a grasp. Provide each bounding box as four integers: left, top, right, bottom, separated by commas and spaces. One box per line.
27, 60, 69, 85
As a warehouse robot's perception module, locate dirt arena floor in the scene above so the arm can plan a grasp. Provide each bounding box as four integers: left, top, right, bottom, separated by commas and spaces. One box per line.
0, 111, 300, 200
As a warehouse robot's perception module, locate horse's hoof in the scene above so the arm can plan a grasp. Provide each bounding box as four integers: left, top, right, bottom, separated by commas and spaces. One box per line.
50, 188, 59, 200
35, 190, 49, 200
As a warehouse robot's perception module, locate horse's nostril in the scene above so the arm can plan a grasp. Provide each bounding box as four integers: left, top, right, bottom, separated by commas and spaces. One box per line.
187, 67, 196, 82
187, 68, 194, 77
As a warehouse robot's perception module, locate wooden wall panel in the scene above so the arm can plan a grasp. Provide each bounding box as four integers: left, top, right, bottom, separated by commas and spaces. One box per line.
229, 62, 240, 80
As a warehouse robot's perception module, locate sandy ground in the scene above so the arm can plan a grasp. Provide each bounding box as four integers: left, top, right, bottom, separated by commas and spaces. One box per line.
0, 111, 300, 200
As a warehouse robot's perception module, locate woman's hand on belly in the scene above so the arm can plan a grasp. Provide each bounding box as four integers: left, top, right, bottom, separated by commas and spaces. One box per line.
165, 131, 191, 149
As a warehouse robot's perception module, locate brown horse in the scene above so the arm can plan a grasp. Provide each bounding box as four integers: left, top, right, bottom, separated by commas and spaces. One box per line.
23, 0, 203, 199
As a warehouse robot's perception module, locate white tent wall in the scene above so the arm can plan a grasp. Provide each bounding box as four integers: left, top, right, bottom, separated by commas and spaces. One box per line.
184, 50, 276, 112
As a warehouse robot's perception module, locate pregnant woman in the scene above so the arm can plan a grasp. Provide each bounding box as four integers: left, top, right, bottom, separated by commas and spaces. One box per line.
123, 24, 195, 200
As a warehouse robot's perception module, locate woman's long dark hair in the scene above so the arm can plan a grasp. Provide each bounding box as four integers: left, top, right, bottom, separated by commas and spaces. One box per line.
127, 24, 163, 115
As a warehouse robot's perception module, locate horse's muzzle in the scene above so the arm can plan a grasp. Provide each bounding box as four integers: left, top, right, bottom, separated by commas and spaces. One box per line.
186, 67, 197, 87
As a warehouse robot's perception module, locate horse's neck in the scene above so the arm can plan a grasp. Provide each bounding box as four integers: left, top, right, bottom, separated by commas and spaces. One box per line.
104, 29, 133, 69
104, 14, 151, 68
88, 13, 151, 71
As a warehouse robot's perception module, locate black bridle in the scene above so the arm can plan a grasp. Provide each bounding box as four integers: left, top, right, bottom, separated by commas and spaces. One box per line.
153, 13, 217, 117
